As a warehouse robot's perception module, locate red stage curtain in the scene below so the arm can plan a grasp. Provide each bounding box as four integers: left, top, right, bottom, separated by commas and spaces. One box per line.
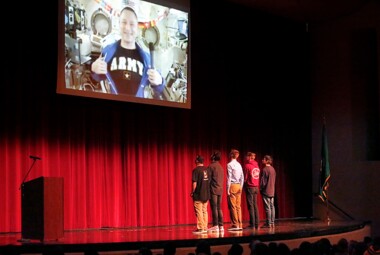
0, 106, 294, 232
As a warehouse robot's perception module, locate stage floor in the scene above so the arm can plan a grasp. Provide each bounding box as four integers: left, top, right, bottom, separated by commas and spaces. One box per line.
0, 218, 371, 255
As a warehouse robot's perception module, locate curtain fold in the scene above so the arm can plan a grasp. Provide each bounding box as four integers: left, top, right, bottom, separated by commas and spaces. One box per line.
0, 112, 295, 232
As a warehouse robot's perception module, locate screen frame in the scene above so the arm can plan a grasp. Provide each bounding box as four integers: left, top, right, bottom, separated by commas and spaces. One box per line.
57, 0, 191, 109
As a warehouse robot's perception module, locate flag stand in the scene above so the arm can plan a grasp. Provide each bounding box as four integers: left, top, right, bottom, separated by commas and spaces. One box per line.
325, 192, 331, 225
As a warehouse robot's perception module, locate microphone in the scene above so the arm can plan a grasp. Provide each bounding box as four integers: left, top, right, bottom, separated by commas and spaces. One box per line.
29, 155, 41, 160
149, 42, 155, 69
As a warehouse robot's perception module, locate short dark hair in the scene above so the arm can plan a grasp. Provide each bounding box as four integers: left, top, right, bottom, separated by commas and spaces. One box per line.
247, 152, 256, 157
119, 6, 138, 19
211, 151, 221, 161
263, 155, 273, 165
195, 155, 204, 164
230, 149, 239, 159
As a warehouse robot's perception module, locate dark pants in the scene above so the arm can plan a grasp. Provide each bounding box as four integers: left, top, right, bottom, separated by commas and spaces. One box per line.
210, 194, 223, 226
246, 186, 260, 227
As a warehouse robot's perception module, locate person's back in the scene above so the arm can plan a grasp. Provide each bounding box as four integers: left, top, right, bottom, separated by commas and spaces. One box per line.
244, 152, 260, 229
226, 149, 244, 230
207, 151, 224, 232
191, 155, 210, 233
192, 157, 211, 202
260, 160, 276, 198
209, 160, 223, 196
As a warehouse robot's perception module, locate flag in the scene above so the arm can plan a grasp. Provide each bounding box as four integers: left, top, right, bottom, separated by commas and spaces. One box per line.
319, 120, 331, 202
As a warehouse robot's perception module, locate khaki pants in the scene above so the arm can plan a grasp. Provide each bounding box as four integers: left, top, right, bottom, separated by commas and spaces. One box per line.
193, 200, 208, 230
228, 184, 242, 228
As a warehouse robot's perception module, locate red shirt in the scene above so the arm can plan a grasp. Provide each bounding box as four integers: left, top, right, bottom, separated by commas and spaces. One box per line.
244, 159, 260, 188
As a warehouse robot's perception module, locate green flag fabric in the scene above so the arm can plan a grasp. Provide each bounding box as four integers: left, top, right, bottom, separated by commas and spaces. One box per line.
319, 121, 331, 202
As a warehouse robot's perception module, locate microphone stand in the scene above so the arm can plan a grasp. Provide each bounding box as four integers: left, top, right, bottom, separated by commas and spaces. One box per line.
19, 159, 38, 190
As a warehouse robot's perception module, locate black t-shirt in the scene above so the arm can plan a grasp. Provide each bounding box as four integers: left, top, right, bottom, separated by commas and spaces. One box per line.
192, 166, 211, 202
108, 45, 144, 95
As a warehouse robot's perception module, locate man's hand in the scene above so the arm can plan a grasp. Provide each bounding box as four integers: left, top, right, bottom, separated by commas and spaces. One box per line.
147, 69, 163, 86
91, 54, 107, 74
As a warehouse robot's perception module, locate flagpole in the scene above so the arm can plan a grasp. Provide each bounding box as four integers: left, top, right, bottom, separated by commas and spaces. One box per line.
320, 115, 331, 225
326, 190, 331, 225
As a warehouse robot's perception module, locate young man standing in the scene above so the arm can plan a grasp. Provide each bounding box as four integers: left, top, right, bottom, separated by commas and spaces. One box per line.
227, 149, 244, 231
260, 155, 276, 228
191, 155, 210, 234
244, 152, 260, 229
207, 151, 225, 232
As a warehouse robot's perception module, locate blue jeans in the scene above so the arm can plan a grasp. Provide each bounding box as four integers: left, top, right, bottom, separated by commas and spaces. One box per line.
262, 195, 275, 225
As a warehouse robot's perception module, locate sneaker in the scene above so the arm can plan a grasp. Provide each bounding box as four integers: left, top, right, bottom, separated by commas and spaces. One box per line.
228, 227, 239, 231
219, 226, 224, 232
207, 226, 219, 232
192, 229, 207, 234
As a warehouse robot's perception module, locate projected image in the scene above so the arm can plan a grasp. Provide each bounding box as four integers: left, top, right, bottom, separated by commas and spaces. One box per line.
60, 0, 189, 107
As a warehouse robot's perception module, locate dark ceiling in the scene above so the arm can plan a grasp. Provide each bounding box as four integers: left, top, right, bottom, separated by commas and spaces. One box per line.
225, 0, 371, 22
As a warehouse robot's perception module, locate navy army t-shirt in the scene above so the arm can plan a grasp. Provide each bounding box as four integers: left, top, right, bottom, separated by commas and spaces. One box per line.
108, 45, 144, 95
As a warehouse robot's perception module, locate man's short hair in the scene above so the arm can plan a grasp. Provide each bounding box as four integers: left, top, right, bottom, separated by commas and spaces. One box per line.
119, 6, 138, 19
195, 155, 204, 164
211, 151, 221, 161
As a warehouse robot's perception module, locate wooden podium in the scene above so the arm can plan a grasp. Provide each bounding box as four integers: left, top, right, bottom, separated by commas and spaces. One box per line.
21, 176, 64, 241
